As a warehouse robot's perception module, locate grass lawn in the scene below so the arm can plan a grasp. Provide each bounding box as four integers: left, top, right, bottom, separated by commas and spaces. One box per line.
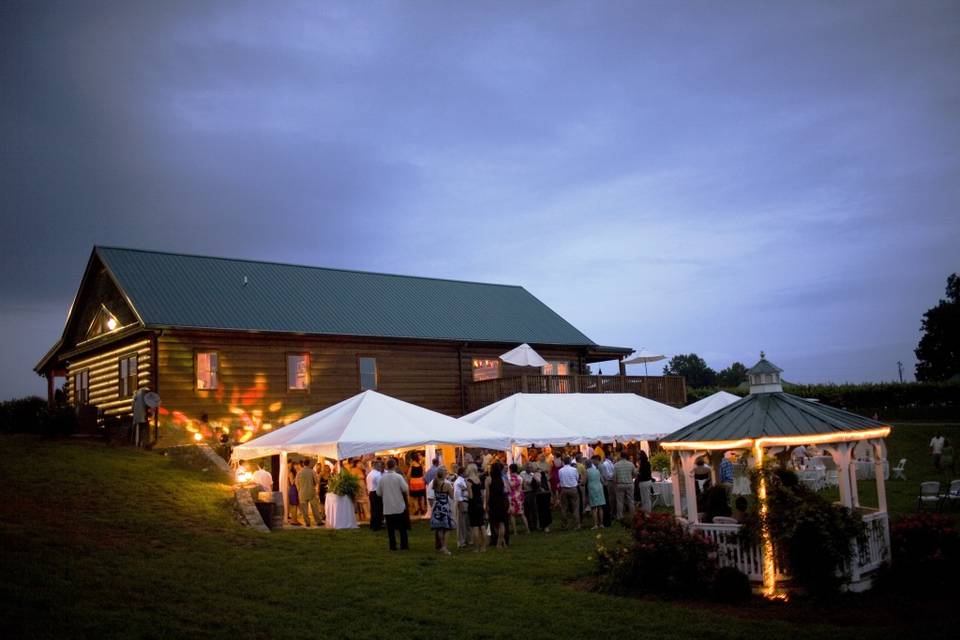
2, 422, 959, 639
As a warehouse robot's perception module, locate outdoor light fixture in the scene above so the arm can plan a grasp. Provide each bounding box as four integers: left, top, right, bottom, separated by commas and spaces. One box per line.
106, 317, 117, 331
193, 432, 203, 442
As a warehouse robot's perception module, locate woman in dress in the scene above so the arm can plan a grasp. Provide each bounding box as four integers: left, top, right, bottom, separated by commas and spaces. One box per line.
534, 464, 553, 533
549, 457, 562, 507
520, 462, 538, 531
507, 463, 529, 535
287, 460, 301, 526
407, 452, 427, 516
585, 459, 606, 530
465, 464, 486, 552
428, 467, 456, 555
485, 461, 510, 549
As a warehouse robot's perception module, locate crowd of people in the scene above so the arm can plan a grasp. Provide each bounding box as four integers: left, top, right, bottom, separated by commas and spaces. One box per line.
276, 444, 687, 553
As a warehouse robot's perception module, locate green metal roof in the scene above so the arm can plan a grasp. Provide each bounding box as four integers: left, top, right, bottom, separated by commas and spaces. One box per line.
746, 357, 783, 375
95, 246, 599, 346
663, 392, 887, 443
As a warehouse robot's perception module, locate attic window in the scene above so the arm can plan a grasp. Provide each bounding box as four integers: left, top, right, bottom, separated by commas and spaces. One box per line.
87, 305, 120, 339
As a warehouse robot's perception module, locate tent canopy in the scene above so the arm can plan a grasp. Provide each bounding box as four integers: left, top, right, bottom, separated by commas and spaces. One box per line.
231, 390, 510, 461
459, 393, 693, 447
683, 391, 742, 418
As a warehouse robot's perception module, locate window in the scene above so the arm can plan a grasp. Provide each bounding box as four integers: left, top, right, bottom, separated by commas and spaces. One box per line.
287, 354, 309, 390
86, 305, 120, 339
196, 352, 218, 390
119, 353, 138, 397
359, 357, 378, 390
542, 361, 570, 376
74, 370, 89, 405
471, 358, 500, 382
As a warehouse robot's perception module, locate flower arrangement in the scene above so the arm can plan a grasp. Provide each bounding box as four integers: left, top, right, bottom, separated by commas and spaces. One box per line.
649, 451, 671, 478
328, 469, 361, 500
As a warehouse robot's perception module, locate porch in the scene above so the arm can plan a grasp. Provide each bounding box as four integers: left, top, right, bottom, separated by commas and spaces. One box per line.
465, 374, 686, 412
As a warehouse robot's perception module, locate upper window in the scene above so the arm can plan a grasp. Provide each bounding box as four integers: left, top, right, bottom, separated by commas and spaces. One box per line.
196, 352, 218, 390
74, 370, 89, 405
471, 358, 500, 382
359, 357, 378, 390
542, 361, 570, 376
287, 354, 309, 391
86, 305, 120, 339
119, 353, 138, 397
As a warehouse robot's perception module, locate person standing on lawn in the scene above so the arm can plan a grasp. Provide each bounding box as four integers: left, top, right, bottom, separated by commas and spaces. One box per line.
600, 453, 616, 520
585, 458, 606, 529
930, 434, 945, 471
558, 457, 581, 530
296, 459, 323, 527
366, 459, 384, 531
452, 463, 470, 548
429, 467, 455, 555
465, 464, 486, 552
613, 451, 637, 518
635, 450, 653, 514
378, 458, 410, 551
534, 464, 553, 533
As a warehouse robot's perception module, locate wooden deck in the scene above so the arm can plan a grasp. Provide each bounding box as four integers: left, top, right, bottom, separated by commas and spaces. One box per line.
465, 374, 686, 412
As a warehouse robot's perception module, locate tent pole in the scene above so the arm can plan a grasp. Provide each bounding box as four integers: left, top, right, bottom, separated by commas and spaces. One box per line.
279, 452, 288, 524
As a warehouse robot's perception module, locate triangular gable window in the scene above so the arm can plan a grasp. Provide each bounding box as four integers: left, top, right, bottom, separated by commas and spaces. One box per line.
86, 305, 120, 339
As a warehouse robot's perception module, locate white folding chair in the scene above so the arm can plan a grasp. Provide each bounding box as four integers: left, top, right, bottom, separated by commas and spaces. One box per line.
891, 458, 907, 480
941, 479, 960, 511
918, 481, 941, 510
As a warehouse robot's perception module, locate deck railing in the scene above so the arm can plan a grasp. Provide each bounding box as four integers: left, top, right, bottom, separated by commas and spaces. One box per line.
690, 510, 890, 589
465, 374, 686, 412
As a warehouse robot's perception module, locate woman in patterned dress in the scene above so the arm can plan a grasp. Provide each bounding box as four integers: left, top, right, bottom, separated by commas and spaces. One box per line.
507, 463, 529, 535
428, 467, 455, 555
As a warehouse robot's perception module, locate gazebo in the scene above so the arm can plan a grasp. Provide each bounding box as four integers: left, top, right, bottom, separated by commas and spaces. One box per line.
659, 354, 892, 595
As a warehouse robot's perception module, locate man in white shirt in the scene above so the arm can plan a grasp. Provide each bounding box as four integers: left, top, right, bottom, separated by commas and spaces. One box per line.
366, 460, 384, 531
558, 457, 581, 530
601, 455, 616, 518
452, 463, 470, 548
930, 435, 946, 470
377, 458, 410, 550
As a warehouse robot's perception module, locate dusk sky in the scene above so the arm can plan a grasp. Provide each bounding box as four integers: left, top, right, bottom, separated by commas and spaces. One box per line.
2, 0, 958, 399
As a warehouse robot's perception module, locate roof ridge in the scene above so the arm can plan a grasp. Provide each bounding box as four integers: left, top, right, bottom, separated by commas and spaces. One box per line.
95, 245, 526, 290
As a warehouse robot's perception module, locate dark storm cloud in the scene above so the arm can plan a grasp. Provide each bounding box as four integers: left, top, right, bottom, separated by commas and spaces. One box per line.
1, 0, 959, 397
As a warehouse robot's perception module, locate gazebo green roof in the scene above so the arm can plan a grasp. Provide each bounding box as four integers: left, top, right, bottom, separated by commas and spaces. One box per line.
746, 357, 783, 375
662, 392, 888, 444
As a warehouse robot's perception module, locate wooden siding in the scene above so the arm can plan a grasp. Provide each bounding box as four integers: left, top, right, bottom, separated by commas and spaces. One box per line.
153, 330, 590, 443
64, 336, 154, 417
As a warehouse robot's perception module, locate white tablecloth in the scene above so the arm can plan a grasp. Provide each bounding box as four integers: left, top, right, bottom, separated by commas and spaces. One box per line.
797, 469, 826, 491
855, 460, 889, 480
324, 494, 358, 529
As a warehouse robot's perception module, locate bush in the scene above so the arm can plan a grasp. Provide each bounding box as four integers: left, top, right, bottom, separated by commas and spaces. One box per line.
740, 465, 864, 597
0, 396, 77, 436
712, 566, 751, 603
884, 513, 959, 592
593, 511, 717, 597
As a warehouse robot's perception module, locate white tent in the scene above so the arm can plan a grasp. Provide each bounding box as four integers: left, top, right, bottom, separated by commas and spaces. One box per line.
460, 393, 693, 447
499, 343, 548, 367
682, 391, 741, 417
231, 390, 510, 461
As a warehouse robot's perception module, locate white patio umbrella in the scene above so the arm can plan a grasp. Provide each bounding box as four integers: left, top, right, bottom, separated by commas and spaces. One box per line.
622, 348, 667, 376
500, 343, 548, 368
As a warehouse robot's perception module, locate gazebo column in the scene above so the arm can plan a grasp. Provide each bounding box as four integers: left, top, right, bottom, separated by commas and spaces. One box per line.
278, 451, 289, 524
872, 440, 888, 513
670, 452, 684, 518
848, 457, 860, 508
679, 451, 699, 523
828, 443, 854, 509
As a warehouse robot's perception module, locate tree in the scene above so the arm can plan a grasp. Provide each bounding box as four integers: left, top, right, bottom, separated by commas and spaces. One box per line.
717, 362, 748, 388
915, 273, 960, 382
663, 353, 717, 388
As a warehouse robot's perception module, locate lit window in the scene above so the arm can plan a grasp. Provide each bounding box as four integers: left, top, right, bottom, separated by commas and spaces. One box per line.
74, 370, 89, 405
287, 354, 309, 390
196, 352, 218, 390
119, 353, 138, 397
472, 358, 500, 382
542, 361, 570, 376
359, 357, 378, 390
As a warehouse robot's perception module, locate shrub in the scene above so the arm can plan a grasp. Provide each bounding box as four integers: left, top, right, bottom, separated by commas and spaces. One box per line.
328, 469, 361, 500
593, 511, 717, 597
649, 451, 671, 477
884, 513, 960, 592
740, 465, 864, 597
712, 566, 751, 603
0, 396, 77, 436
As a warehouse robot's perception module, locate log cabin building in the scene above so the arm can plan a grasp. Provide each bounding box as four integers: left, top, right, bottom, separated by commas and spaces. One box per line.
35, 247, 685, 444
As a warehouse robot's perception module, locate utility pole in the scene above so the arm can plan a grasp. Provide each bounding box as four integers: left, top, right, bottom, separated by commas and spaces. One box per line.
897, 361, 904, 383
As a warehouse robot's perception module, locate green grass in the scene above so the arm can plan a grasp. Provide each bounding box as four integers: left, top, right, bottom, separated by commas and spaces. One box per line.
2, 424, 959, 639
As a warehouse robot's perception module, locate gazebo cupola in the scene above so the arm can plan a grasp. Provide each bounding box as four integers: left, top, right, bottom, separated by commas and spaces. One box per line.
747, 351, 783, 393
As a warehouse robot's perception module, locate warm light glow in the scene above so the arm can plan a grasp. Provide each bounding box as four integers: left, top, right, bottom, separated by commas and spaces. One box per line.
236, 468, 252, 483
660, 427, 891, 452
193, 432, 203, 442
660, 438, 753, 451
106, 317, 117, 331
754, 441, 778, 599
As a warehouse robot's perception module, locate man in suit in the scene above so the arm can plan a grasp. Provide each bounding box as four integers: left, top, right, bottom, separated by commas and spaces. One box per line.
296, 459, 323, 527
377, 458, 410, 550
